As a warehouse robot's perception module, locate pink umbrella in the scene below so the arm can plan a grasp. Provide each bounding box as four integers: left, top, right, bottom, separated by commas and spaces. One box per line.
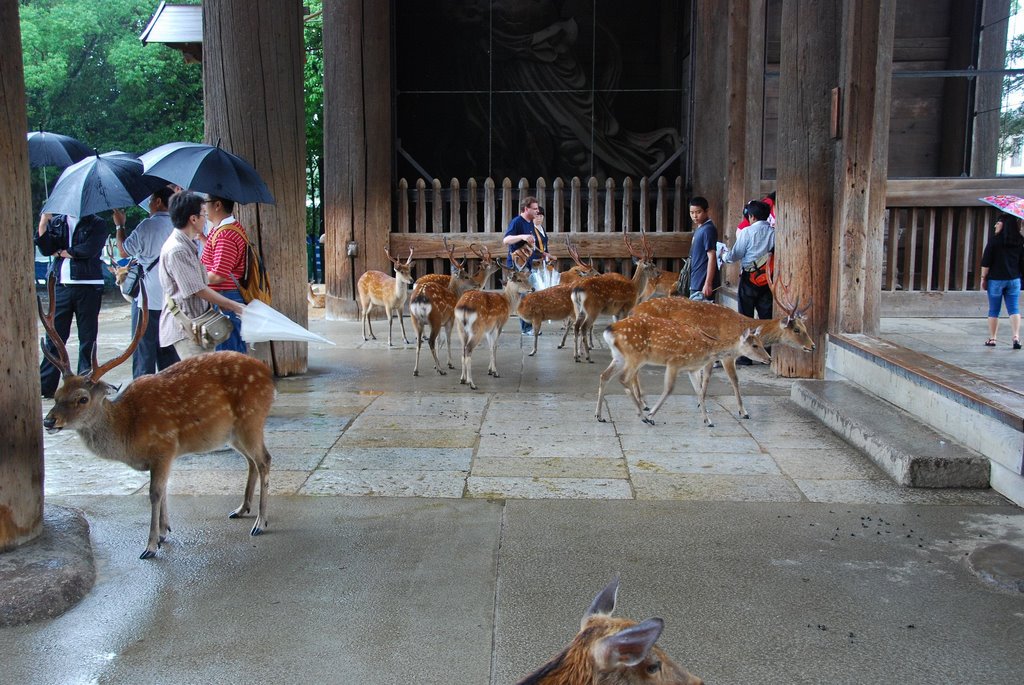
978, 194, 1024, 220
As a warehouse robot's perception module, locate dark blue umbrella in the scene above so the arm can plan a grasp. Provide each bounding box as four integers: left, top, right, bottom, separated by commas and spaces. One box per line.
42, 152, 167, 217
27, 131, 93, 168
140, 141, 275, 204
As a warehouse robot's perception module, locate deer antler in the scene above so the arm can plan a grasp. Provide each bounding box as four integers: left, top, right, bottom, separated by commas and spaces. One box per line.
442, 236, 465, 272
565, 237, 587, 269
639, 228, 654, 260
767, 265, 813, 319
37, 273, 73, 378
622, 232, 642, 260
89, 281, 149, 383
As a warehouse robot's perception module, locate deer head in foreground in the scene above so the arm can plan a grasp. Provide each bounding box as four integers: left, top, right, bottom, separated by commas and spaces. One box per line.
515, 576, 703, 685
38, 275, 276, 559
357, 246, 415, 345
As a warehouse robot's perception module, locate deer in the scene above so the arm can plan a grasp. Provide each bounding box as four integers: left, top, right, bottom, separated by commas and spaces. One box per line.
104, 243, 133, 302
36, 275, 275, 560
558, 238, 599, 287
595, 314, 770, 427
414, 239, 501, 291
453, 264, 534, 389
410, 239, 483, 376
515, 576, 703, 685
570, 232, 662, 363
639, 268, 683, 301
307, 283, 326, 308
356, 246, 415, 346
630, 271, 814, 419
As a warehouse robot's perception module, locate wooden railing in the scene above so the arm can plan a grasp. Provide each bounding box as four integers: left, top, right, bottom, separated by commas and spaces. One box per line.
390, 175, 694, 281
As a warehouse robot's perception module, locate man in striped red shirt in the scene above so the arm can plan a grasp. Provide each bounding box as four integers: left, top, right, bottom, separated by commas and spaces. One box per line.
200, 195, 249, 352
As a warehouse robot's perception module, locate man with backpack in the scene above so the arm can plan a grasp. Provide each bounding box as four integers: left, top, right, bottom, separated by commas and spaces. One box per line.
719, 199, 775, 364
200, 195, 249, 353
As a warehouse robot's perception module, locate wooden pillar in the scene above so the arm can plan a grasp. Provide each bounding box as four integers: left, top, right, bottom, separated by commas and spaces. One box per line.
774, 0, 841, 378
0, 0, 44, 550
202, 0, 308, 377
323, 0, 393, 319
832, 0, 896, 336
971, 0, 1010, 175
691, 0, 730, 224
723, 0, 752, 248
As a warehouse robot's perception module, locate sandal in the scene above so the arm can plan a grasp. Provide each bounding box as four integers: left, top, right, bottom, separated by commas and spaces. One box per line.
1014, 338, 1021, 350
985, 339, 997, 347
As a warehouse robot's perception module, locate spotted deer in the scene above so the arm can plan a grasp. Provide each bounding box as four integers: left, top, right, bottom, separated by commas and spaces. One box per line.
414, 239, 501, 291
453, 265, 534, 389
410, 239, 483, 376
515, 576, 703, 685
37, 275, 275, 559
630, 273, 814, 419
357, 247, 415, 345
104, 243, 132, 303
570, 232, 661, 363
596, 314, 770, 427
639, 268, 683, 301
307, 282, 326, 308
558, 238, 599, 287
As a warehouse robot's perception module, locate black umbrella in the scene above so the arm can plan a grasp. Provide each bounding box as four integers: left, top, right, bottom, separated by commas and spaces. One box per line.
140, 141, 275, 204
27, 131, 93, 168
42, 152, 167, 217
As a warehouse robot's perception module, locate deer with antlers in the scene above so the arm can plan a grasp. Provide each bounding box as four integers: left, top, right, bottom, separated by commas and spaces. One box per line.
515, 576, 703, 685
595, 314, 770, 427
518, 241, 599, 357
630, 272, 814, 419
453, 264, 534, 389
570, 232, 661, 363
357, 247, 415, 346
410, 238, 485, 375
37, 276, 275, 559
557, 237, 600, 287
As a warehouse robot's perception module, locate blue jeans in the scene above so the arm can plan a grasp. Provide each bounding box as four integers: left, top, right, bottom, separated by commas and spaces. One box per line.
987, 278, 1021, 317
214, 289, 247, 353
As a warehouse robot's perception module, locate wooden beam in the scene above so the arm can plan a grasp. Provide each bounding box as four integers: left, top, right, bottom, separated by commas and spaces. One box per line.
389, 232, 692, 260
886, 177, 1024, 206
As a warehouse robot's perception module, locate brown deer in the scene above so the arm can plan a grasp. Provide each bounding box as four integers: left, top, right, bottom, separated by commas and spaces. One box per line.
414, 239, 501, 291
515, 576, 703, 685
37, 275, 275, 559
570, 232, 661, 363
639, 268, 683, 301
517, 283, 578, 357
357, 247, 415, 346
595, 314, 770, 427
307, 283, 326, 308
630, 273, 814, 419
558, 238, 599, 287
410, 240, 482, 376
104, 243, 133, 302
453, 264, 534, 389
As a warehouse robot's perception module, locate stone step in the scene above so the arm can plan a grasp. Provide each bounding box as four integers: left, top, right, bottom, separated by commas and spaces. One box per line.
792, 379, 990, 489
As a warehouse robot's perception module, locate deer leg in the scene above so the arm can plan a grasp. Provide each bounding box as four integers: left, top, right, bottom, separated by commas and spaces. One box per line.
529, 319, 541, 357
720, 358, 747, 418
159, 494, 171, 542
142, 461, 173, 559
364, 303, 377, 340
385, 305, 395, 346
487, 328, 501, 377
644, 365, 681, 423
397, 308, 410, 344
573, 313, 585, 362
463, 340, 478, 389
444, 320, 455, 370
251, 447, 271, 536
618, 367, 648, 418
428, 326, 446, 375
412, 319, 424, 376
229, 456, 258, 519
557, 317, 572, 349
688, 368, 715, 427
595, 357, 624, 421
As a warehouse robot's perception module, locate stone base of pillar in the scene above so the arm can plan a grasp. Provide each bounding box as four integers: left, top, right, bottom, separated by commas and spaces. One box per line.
326, 296, 360, 321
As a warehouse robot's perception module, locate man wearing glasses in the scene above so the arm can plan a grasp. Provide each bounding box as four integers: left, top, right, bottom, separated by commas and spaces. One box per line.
502, 196, 543, 334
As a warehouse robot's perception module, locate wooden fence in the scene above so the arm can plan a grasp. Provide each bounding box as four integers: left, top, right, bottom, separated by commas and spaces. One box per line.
390, 176, 695, 284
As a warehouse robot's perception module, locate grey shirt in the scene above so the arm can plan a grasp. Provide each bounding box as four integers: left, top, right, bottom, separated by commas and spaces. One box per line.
123, 211, 174, 310
158, 229, 211, 346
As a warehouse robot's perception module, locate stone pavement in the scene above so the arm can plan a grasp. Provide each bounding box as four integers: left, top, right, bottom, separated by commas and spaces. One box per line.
4, 293, 1021, 684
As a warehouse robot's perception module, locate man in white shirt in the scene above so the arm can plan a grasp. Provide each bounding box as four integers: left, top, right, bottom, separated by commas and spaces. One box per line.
113, 186, 180, 377
34, 211, 108, 397
720, 199, 776, 364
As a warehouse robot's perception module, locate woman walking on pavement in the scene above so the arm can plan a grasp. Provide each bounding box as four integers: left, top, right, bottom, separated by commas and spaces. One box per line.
980, 212, 1024, 349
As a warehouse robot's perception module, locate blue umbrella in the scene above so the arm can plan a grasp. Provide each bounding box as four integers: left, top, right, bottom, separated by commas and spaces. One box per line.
27, 131, 92, 168
42, 152, 166, 217
140, 141, 275, 204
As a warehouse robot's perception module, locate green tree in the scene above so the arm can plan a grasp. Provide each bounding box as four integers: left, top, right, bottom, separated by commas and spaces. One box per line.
304, 1, 324, 240
20, 0, 203, 215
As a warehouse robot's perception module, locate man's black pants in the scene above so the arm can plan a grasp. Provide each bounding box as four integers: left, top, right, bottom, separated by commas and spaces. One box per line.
131, 302, 180, 377
40, 283, 103, 396
737, 271, 773, 321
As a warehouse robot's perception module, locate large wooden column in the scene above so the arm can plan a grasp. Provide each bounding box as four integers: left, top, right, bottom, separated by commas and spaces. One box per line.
722, 0, 753, 247
0, 0, 44, 550
322, 0, 393, 319
831, 0, 896, 335
690, 0, 730, 224
774, 0, 841, 378
203, 0, 308, 375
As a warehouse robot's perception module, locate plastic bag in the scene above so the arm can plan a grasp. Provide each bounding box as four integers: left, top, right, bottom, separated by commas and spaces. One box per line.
239, 300, 335, 345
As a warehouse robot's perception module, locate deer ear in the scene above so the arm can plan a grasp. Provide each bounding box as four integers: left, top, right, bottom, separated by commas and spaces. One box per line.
592, 618, 664, 669
782, 315, 793, 327
583, 575, 620, 626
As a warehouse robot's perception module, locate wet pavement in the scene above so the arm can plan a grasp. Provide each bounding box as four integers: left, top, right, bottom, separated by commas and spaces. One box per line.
3, 293, 1021, 684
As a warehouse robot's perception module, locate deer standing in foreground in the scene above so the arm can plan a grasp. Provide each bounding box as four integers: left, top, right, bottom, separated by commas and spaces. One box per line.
515, 576, 703, 685
357, 247, 415, 346
571, 233, 661, 363
454, 265, 534, 389
630, 273, 813, 419
37, 276, 275, 559
410, 238, 483, 375
596, 314, 770, 426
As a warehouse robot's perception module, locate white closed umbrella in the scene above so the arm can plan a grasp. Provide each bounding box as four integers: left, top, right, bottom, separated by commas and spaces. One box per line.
240, 301, 335, 345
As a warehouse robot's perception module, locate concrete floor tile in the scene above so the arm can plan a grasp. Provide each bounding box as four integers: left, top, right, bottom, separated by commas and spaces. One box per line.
166, 469, 311, 496
337, 428, 479, 449
631, 473, 804, 501
466, 476, 633, 499
43, 457, 148, 496
476, 435, 623, 459
618, 434, 761, 454
626, 451, 781, 476
472, 456, 627, 479
793, 479, 1011, 505
770, 447, 887, 480
299, 469, 467, 497
365, 393, 488, 415
321, 447, 473, 471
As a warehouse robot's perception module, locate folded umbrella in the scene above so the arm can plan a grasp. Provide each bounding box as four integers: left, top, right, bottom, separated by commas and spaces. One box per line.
27, 131, 92, 168
42, 152, 167, 217
240, 301, 335, 345
978, 194, 1024, 221
140, 141, 275, 204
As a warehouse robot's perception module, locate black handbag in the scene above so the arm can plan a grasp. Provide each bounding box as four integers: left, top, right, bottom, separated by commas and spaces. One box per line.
120, 257, 159, 299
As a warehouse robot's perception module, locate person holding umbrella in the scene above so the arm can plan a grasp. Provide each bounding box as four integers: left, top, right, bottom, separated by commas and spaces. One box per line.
34, 210, 108, 398
980, 212, 1024, 349
200, 195, 249, 353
